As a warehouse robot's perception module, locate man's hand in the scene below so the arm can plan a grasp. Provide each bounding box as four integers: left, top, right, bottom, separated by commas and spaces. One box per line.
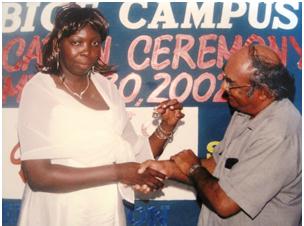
170, 149, 200, 176
138, 160, 190, 184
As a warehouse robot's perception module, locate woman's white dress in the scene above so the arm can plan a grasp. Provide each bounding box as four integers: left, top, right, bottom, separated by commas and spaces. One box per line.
17, 72, 154, 226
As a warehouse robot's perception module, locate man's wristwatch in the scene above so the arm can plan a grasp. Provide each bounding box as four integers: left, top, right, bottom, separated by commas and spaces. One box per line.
188, 164, 201, 176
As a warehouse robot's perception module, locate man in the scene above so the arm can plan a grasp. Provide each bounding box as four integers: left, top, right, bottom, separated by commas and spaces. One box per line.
140, 44, 301, 226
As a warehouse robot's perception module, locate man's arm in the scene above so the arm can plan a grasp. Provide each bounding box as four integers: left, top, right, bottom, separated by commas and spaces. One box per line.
171, 150, 241, 218
189, 163, 240, 218
138, 152, 240, 217
201, 157, 216, 174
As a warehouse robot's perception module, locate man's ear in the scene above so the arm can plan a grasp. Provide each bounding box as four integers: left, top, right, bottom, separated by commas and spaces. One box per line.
258, 86, 273, 100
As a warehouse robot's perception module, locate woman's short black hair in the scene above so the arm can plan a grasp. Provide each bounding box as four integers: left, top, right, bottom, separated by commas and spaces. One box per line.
248, 44, 295, 101
38, 3, 115, 75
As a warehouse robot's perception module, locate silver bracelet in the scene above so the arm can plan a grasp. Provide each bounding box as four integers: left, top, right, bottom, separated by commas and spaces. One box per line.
188, 164, 201, 176
155, 127, 168, 139
158, 124, 172, 135
155, 125, 173, 142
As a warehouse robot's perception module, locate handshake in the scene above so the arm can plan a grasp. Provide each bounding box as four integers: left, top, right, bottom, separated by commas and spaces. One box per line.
116, 99, 203, 194
129, 149, 201, 194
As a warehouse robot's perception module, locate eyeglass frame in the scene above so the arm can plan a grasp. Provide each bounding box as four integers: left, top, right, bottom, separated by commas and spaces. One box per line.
222, 74, 255, 97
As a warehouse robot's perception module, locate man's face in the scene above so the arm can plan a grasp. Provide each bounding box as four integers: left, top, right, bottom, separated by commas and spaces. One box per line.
221, 50, 261, 115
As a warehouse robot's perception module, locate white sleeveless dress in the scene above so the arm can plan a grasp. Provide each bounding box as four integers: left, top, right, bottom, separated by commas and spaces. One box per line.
17, 72, 153, 226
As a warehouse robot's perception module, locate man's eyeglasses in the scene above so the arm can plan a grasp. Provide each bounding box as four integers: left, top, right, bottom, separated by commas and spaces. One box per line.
222, 75, 251, 91
222, 75, 255, 97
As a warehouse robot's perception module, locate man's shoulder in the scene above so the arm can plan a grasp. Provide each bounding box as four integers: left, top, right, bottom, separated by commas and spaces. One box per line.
262, 99, 301, 136
274, 99, 301, 122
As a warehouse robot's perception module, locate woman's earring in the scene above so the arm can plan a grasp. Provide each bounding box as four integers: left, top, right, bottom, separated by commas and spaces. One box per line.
56, 52, 60, 70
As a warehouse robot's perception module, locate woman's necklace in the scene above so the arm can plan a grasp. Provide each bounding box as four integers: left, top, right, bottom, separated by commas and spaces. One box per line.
60, 73, 90, 99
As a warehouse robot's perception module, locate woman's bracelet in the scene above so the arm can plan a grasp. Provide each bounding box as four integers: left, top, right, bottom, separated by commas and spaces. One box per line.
158, 124, 172, 135
155, 124, 174, 142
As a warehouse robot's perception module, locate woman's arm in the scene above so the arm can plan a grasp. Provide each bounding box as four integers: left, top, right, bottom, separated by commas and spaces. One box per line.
149, 99, 184, 158
22, 159, 165, 193
138, 156, 217, 184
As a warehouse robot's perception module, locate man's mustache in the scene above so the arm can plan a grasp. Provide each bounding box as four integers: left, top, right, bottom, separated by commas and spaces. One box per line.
221, 90, 229, 100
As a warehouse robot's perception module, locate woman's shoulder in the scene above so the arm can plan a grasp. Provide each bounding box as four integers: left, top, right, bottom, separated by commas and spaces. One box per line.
19, 72, 54, 105
21, 72, 54, 97
26, 72, 52, 86
92, 73, 124, 104
92, 72, 113, 83
92, 73, 118, 92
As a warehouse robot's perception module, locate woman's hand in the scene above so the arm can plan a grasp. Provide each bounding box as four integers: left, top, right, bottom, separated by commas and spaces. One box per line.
133, 160, 170, 194
154, 99, 185, 131
149, 99, 185, 158
116, 162, 166, 191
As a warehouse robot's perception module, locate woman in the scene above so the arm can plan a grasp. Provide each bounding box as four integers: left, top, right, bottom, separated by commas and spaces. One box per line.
17, 4, 184, 226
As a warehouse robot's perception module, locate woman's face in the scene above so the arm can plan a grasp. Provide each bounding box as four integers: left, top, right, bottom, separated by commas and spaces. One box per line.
59, 24, 101, 77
